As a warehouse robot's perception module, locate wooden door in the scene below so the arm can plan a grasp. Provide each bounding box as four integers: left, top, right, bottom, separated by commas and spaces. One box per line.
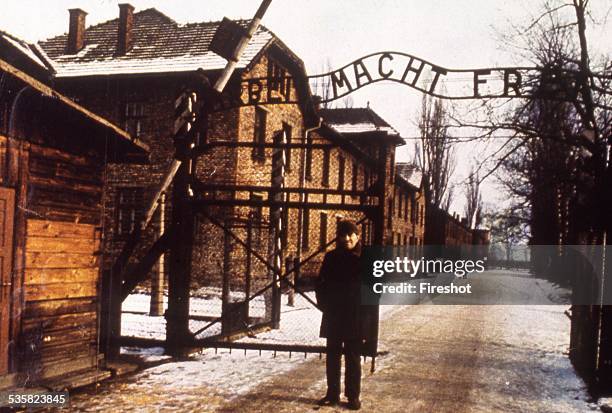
0, 187, 15, 375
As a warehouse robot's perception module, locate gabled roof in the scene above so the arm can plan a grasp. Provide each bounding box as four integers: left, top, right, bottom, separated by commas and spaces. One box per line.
38, 8, 275, 77
0, 57, 148, 159
0, 31, 49, 71
319, 107, 400, 136
396, 162, 423, 189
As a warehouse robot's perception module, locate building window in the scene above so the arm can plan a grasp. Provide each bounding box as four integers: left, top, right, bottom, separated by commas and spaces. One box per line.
302, 210, 310, 250
322, 148, 330, 187
338, 156, 345, 190
253, 107, 267, 159
320, 212, 328, 248
305, 136, 313, 180
116, 187, 144, 238
268, 60, 288, 97
387, 198, 393, 228
123, 102, 146, 138
404, 194, 409, 219
283, 122, 292, 171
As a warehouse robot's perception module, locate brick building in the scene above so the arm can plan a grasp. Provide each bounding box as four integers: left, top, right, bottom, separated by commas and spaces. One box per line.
394, 162, 426, 247
36, 5, 319, 289
316, 108, 426, 248
29, 4, 443, 347
34, 5, 417, 279
424, 206, 475, 246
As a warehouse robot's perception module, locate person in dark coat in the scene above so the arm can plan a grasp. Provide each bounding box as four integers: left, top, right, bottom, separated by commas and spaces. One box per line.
315, 220, 364, 410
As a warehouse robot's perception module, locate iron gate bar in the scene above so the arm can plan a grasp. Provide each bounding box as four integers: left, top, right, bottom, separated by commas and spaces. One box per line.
201, 211, 320, 306
190, 212, 368, 338
192, 340, 327, 354
193, 198, 376, 212
120, 229, 173, 301
116, 336, 382, 360
192, 182, 372, 197
199, 141, 335, 150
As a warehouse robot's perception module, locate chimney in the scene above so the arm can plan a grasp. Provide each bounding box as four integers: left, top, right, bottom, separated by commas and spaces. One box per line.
117, 4, 135, 55
67, 8, 87, 54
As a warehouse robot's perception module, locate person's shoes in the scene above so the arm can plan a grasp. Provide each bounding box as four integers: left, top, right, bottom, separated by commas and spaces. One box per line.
347, 398, 361, 410
317, 395, 339, 406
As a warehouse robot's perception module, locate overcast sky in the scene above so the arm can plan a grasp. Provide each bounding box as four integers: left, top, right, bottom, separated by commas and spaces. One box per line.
2, 0, 610, 213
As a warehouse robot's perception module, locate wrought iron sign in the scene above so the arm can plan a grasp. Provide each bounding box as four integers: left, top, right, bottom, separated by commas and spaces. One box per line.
309, 51, 538, 101
213, 51, 611, 109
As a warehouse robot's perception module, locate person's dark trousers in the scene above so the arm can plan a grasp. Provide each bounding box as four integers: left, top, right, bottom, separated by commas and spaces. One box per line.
325, 336, 361, 400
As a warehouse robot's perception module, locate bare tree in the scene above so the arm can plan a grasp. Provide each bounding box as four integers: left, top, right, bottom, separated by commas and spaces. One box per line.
485, 207, 529, 261
459, 0, 612, 248
415, 95, 457, 210
464, 168, 483, 229
441, 184, 455, 213
312, 58, 334, 108
341, 95, 354, 108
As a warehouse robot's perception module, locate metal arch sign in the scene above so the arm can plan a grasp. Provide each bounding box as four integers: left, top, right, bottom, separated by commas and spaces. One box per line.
211, 51, 611, 109
309, 51, 537, 101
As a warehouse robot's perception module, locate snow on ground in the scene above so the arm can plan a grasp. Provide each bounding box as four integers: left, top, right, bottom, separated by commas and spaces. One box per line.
70, 270, 593, 412
122, 289, 398, 345
90, 292, 403, 410
458, 272, 593, 412
239, 292, 399, 345
121, 288, 266, 340
118, 287, 401, 392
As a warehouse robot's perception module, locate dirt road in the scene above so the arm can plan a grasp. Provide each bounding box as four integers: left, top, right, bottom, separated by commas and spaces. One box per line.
69, 272, 594, 412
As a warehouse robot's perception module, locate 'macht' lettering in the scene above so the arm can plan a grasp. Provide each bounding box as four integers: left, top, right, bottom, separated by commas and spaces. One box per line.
235, 52, 548, 107
331, 69, 354, 99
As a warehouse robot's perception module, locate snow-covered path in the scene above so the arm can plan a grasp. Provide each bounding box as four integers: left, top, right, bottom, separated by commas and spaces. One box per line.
68, 271, 594, 412
216, 304, 592, 412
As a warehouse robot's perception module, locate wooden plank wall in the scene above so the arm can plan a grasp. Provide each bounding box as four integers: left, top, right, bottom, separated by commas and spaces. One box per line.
18, 143, 104, 381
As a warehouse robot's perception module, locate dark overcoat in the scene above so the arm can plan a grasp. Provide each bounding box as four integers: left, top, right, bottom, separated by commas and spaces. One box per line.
315, 243, 365, 340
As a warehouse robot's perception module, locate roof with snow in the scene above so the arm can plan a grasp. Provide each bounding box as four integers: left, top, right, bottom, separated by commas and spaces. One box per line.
0, 31, 49, 70
37, 8, 276, 77
319, 107, 400, 136
396, 162, 423, 189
